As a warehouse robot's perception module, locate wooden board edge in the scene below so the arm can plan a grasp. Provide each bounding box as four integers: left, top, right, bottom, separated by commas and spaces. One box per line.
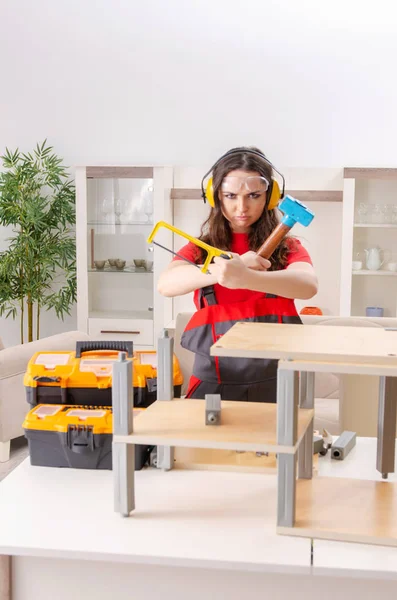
276, 526, 397, 548
344, 168, 397, 180
113, 434, 297, 454
170, 188, 202, 200
86, 166, 154, 178
173, 462, 277, 474
278, 359, 397, 377
210, 346, 397, 368
287, 190, 342, 202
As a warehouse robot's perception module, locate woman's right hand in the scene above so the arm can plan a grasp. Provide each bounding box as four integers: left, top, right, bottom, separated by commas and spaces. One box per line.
240, 251, 271, 271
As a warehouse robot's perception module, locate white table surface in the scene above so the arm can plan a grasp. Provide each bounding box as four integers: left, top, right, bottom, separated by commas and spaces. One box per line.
0, 459, 310, 573
1, 438, 397, 579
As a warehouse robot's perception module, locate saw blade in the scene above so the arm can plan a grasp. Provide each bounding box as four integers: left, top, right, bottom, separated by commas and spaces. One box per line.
152, 241, 212, 273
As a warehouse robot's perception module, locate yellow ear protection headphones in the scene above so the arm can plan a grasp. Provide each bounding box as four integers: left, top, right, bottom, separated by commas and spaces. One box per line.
200, 147, 285, 211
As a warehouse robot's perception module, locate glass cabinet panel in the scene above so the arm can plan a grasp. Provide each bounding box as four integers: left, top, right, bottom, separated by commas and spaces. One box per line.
86, 176, 154, 320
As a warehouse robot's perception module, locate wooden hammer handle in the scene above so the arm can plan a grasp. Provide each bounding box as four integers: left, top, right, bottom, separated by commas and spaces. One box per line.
256, 223, 291, 259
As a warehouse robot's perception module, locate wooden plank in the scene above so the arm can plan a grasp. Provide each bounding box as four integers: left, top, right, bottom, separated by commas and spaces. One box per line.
211, 322, 397, 367
174, 447, 278, 472
114, 399, 314, 454
278, 358, 397, 377
344, 168, 397, 180
278, 477, 397, 547
174, 447, 319, 474
170, 188, 342, 202
86, 167, 153, 179
286, 190, 342, 203
171, 188, 202, 200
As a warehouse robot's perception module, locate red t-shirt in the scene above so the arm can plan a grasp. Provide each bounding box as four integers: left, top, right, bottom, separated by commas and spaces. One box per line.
173, 233, 312, 309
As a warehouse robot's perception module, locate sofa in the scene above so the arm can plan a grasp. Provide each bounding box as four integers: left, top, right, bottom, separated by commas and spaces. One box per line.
172, 312, 397, 437
0, 330, 89, 462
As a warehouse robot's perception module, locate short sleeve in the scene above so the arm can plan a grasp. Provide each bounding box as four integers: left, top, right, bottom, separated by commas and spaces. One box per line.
286, 237, 312, 265
172, 241, 201, 264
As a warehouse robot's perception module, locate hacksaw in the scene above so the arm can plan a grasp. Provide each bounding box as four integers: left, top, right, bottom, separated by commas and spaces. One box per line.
147, 221, 232, 273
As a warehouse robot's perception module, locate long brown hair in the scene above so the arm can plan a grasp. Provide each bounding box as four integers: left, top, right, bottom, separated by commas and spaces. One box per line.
199, 146, 290, 271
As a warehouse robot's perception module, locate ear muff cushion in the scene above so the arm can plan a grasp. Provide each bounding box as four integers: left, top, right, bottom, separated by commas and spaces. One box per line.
267, 178, 281, 210
205, 178, 215, 207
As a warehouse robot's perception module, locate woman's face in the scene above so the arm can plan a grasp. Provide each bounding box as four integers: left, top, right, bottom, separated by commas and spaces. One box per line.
218, 169, 269, 233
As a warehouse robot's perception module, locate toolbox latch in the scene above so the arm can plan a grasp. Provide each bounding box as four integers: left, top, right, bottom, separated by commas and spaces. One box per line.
67, 425, 94, 454
147, 377, 157, 393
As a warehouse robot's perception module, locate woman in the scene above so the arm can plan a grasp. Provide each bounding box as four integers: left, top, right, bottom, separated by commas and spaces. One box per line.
158, 147, 318, 402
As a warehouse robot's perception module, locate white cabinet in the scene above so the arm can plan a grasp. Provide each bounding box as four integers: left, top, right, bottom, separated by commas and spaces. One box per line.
340, 169, 397, 318
75, 166, 173, 346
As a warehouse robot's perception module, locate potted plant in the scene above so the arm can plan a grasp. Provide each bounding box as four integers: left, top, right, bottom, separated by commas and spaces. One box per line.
0, 140, 76, 343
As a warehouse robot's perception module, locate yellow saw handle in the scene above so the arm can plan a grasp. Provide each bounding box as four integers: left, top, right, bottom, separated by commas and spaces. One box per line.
147, 221, 232, 273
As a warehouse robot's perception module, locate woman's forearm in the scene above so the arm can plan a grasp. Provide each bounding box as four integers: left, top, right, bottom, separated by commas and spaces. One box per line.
244, 268, 318, 300
157, 263, 218, 297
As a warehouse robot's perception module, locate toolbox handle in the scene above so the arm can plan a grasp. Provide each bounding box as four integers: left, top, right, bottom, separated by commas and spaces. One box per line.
76, 341, 133, 358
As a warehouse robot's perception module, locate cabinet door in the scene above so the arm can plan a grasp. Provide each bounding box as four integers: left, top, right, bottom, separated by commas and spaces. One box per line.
86, 171, 155, 327
346, 176, 397, 318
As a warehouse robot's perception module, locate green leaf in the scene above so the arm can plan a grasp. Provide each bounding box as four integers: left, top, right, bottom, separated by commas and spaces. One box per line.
0, 141, 76, 341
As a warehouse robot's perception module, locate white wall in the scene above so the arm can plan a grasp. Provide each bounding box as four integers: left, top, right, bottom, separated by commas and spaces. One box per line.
1, 0, 396, 343
1, 0, 397, 167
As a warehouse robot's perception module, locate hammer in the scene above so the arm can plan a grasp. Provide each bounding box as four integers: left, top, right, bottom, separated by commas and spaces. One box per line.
256, 195, 314, 259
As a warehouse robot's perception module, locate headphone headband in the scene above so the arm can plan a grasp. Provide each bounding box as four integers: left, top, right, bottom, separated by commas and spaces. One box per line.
201, 148, 285, 209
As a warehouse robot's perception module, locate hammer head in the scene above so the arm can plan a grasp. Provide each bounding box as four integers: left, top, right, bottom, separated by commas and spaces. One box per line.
278, 195, 314, 228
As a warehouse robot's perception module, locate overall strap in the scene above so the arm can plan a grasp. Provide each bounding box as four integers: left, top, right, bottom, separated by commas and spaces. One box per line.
198, 285, 218, 308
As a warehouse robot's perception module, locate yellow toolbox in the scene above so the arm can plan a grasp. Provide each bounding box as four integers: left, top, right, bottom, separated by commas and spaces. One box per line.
23, 404, 151, 470
24, 341, 183, 408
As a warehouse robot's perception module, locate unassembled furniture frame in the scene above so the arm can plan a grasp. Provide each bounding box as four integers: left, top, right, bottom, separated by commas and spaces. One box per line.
211, 322, 397, 547
113, 321, 397, 547
112, 329, 314, 518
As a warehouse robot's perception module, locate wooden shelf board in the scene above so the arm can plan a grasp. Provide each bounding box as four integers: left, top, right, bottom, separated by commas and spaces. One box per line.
174, 446, 319, 474
171, 188, 202, 200
86, 166, 153, 179
278, 358, 397, 377
210, 322, 397, 367
170, 189, 342, 202
174, 447, 278, 473
114, 399, 314, 454
278, 476, 397, 548
344, 167, 397, 180
286, 190, 342, 203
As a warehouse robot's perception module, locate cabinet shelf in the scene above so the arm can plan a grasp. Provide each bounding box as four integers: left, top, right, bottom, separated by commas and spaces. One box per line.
352, 270, 397, 276
87, 221, 153, 226
353, 224, 397, 228
88, 267, 153, 274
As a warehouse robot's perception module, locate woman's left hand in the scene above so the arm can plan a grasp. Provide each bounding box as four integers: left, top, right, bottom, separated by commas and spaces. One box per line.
213, 255, 252, 289
240, 251, 271, 271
